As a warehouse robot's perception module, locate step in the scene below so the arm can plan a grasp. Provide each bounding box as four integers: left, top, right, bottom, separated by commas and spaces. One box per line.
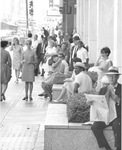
44, 104, 115, 150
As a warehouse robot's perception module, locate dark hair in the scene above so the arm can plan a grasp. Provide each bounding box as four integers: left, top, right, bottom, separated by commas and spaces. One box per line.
69, 37, 73, 43
73, 57, 82, 63
77, 41, 84, 47
57, 44, 61, 47
28, 32, 32, 38
100, 47, 111, 56
58, 52, 65, 58
1, 40, 8, 48
48, 54, 58, 65
73, 36, 80, 41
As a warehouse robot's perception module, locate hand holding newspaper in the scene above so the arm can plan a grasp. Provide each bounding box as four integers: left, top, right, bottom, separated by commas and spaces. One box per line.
84, 94, 109, 125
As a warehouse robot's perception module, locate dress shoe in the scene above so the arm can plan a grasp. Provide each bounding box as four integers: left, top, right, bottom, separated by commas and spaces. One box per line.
2, 94, 6, 101
38, 92, 46, 96
29, 97, 33, 101
22, 97, 28, 101
44, 94, 48, 98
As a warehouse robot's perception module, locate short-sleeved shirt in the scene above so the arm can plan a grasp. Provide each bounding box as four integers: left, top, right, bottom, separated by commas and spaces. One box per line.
77, 47, 89, 63
75, 71, 92, 93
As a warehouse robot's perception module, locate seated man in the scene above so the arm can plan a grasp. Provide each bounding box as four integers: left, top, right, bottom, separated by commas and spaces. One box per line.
91, 66, 121, 150
53, 62, 93, 102
39, 52, 69, 101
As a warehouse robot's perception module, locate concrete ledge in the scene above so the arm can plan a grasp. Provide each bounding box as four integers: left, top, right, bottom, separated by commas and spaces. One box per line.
52, 84, 63, 100
44, 104, 115, 150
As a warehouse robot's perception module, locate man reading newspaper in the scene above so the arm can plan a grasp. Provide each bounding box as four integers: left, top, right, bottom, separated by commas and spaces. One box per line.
85, 67, 121, 150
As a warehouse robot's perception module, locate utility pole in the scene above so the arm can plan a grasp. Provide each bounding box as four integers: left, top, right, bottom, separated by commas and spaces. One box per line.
26, 0, 28, 36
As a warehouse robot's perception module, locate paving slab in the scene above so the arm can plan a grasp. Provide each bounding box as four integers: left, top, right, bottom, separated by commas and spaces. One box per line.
0, 75, 48, 150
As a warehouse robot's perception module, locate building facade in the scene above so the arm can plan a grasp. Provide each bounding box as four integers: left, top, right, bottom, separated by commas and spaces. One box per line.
60, 0, 122, 81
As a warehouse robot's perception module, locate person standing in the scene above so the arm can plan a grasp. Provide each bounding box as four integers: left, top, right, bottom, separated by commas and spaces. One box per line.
69, 36, 80, 71
35, 35, 47, 76
43, 38, 57, 77
60, 41, 70, 64
91, 66, 121, 150
1, 41, 12, 101
32, 34, 38, 52
10, 37, 23, 83
21, 39, 37, 101
76, 40, 89, 65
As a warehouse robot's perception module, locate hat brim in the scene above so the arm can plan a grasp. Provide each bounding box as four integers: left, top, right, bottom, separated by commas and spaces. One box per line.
106, 72, 121, 75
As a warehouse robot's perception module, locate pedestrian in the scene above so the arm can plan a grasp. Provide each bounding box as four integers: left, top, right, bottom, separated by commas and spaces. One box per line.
21, 39, 37, 101
35, 35, 47, 76
10, 37, 23, 83
76, 40, 89, 65
69, 36, 80, 71
43, 38, 57, 77
60, 41, 70, 64
1, 41, 12, 101
91, 66, 121, 150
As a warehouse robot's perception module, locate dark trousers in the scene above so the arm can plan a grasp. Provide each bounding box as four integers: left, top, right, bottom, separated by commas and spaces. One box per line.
41, 82, 52, 100
35, 54, 44, 76
91, 118, 121, 149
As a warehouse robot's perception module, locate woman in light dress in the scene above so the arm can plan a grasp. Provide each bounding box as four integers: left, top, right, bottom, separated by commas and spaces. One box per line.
21, 39, 37, 101
10, 37, 23, 82
43, 38, 57, 77
89, 47, 113, 92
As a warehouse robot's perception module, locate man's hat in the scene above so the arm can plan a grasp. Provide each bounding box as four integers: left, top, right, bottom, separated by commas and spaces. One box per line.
106, 66, 121, 75
75, 62, 86, 69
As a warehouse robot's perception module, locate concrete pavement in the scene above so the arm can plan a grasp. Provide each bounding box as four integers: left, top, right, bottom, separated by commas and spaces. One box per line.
0, 73, 50, 150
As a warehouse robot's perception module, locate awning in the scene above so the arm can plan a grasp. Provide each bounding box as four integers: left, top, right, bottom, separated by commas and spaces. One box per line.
1, 21, 18, 31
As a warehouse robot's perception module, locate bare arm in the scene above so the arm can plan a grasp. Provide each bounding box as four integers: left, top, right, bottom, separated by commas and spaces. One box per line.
52, 58, 62, 68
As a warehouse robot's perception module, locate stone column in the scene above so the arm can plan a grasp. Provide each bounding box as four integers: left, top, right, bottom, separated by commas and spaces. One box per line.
76, 0, 84, 39
88, 0, 98, 63
84, 0, 88, 44
115, 0, 122, 82
98, 0, 114, 55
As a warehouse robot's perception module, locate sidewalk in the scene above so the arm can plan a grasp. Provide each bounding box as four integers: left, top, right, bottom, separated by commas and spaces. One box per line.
0, 74, 49, 150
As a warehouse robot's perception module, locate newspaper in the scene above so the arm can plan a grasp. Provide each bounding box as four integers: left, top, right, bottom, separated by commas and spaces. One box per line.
84, 94, 109, 125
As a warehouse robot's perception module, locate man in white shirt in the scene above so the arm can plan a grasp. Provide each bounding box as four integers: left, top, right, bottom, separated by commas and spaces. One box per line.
53, 62, 93, 102
32, 34, 38, 52
76, 41, 89, 64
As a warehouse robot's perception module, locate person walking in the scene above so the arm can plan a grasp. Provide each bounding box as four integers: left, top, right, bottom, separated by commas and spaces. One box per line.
10, 37, 23, 83
21, 39, 37, 101
1, 41, 12, 101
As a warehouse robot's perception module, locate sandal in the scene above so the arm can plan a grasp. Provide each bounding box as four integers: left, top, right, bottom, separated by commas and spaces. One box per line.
22, 97, 28, 101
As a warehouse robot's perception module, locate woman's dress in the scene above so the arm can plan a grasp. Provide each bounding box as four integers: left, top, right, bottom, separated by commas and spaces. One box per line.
12, 45, 23, 70
1, 49, 12, 84
88, 58, 112, 91
43, 46, 57, 77
22, 49, 36, 82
